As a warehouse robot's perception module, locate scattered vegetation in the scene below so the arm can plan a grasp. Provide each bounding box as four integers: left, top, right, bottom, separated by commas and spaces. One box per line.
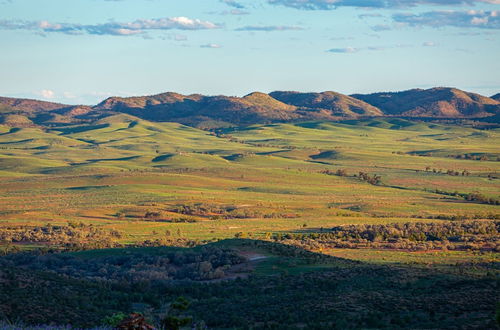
0, 116, 499, 328
0, 223, 122, 250
0, 240, 497, 329
272, 221, 500, 252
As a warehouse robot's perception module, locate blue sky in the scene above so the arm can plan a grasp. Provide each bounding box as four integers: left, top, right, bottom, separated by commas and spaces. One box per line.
1, 0, 499, 104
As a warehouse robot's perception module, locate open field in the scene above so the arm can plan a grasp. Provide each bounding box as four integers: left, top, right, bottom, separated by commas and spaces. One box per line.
0, 117, 499, 241
3, 0, 500, 326
0, 116, 499, 328
0, 117, 498, 246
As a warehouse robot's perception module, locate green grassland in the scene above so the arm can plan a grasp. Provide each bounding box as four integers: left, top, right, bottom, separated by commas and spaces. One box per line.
0, 116, 498, 241
1, 116, 499, 328
0, 118, 497, 251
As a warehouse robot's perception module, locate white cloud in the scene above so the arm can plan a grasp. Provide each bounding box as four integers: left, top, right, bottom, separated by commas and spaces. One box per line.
471, 16, 489, 25
327, 44, 412, 53
35, 89, 55, 99
393, 10, 500, 29
327, 47, 358, 53
422, 41, 437, 46
173, 34, 188, 41
200, 43, 222, 48
0, 16, 222, 37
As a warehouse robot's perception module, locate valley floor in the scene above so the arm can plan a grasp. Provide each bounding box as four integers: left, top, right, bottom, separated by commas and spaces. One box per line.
0, 117, 498, 328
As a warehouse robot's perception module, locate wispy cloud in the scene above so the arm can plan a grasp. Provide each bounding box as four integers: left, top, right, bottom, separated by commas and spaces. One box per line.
209, 9, 250, 15
327, 47, 359, 53
450, 31, 497, 35
221, 0, 246, 9
235, 25, 304, 31
371, 24, 392, 31
160, 33, 188, 41
200, 43, 222, 48
327, 44, 412, 53
358, 13, 384, 19
222, 9, 250, 15
393, 10, 500, 29
0, 17, 222, 36
268, 0, 499, 10
330, 36, 355, 40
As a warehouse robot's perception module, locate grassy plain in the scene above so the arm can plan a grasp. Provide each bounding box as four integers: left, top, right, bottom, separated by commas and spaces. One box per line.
0, 116, 499, 253
0, 116, 499, 328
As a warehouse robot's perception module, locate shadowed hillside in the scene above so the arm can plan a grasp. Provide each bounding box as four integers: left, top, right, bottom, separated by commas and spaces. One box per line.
270, 90, 383, 117
0, 114, 35, 127
0, 239, 497, 329
352, 87, 500, 119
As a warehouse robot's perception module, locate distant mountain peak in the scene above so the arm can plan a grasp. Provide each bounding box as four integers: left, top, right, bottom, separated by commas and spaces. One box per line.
269, 90, 383, 117
352, 87, 500, 118
0, 96, 69, 112
1, 87, 499, 127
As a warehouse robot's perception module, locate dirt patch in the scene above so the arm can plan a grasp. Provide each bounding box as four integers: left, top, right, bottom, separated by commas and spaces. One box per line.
202, 251, 268, 282
238, 251, 267, 260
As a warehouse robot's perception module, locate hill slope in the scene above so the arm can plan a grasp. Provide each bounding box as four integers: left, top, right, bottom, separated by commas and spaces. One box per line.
352, 87, 500, 118
1, 87, 499, 127
94, 91, 382, 127
0, 97, 96, 125
0, 96, 68, 113
95, 92, 301, 127
270, 91, 383, 117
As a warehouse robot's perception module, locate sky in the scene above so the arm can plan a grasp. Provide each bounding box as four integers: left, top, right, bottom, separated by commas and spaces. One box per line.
0, 0, 499, 105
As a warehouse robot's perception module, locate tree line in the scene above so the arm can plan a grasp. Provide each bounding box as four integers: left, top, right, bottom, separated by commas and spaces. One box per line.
272, 221, 500, 252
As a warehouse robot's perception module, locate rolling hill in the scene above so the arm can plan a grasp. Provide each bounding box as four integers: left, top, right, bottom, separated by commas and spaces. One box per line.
0, 96, 95, 125
269, 90, 383, 117
0, 109, 499, 329
94, 91, 367, 127
0, 96, 68, 113
351, 87, 500, 118
1, 87, 499, 128
94, 92, 299, 127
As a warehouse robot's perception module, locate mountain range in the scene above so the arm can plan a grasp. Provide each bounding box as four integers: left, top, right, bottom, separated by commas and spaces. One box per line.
1, 87, 499, 128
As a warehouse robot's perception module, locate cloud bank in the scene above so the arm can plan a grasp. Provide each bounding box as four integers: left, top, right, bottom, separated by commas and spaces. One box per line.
268, 0, 500, 10
394, 10, 500, 29
0, 16, 222, 36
